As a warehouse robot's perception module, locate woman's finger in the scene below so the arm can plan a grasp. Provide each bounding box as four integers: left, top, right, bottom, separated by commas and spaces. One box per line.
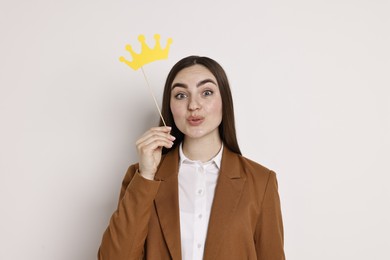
136, 126, 174, 145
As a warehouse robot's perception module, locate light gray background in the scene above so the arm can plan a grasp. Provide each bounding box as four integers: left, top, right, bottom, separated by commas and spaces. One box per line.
1, 0, 389, 259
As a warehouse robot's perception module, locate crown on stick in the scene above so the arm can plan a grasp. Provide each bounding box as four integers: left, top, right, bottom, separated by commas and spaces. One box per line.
119, 34, 173, 70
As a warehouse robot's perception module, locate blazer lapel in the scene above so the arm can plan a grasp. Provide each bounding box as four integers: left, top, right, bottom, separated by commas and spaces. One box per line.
154, 147, 182, 259
203, 148, 247, 259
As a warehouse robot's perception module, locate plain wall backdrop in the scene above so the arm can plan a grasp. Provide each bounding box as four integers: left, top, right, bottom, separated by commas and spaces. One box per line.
1, 0, 389, 259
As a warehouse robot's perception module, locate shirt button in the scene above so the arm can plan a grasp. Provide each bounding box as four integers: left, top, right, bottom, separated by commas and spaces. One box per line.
197, 243, 202, 249
197, 189, 203, 195
198, 214, 203, 219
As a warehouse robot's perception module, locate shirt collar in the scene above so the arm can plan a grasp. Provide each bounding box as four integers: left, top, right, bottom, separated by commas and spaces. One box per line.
179, 142, 223, 169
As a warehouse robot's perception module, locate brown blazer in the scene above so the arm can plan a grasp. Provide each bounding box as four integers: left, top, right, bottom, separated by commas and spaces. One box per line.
98, 146, 285, 259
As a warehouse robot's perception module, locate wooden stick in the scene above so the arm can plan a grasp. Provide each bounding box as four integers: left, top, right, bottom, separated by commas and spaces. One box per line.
140, 66, 167, 127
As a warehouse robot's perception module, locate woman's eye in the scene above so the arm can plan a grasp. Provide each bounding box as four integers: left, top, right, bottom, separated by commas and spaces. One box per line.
203, 90, 213, 96
174, 93, 187, 100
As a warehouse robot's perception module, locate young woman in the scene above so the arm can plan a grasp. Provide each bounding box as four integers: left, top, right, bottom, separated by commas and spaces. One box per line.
98, 56, 285, 259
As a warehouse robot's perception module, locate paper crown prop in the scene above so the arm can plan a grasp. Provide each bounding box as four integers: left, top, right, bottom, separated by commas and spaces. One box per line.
119, 34, 173, 126
119, 34, 173, 70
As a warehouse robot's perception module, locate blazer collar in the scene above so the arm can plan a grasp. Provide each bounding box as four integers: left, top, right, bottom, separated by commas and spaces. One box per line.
153, 146, 182, 259
203, 147, 247, 259
153, 146, 246, 259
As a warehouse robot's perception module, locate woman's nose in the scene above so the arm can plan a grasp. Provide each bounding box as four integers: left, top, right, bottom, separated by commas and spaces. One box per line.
188, 96, 201, 111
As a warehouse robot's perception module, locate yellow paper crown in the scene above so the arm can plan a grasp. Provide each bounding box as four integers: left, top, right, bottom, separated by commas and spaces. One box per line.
119, 34, 173, 70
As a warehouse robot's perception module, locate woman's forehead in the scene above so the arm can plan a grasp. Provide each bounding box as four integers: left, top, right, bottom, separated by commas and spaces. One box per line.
172, 64, 216, 84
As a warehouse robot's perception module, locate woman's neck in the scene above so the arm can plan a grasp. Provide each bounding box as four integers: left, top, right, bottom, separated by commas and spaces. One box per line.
182, 134, 222, 162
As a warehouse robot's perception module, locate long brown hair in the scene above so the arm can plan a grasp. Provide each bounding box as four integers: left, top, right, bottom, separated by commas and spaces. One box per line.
160, 56, 241, 155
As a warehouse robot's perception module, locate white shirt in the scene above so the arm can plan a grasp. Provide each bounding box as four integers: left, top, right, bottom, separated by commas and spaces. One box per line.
178, 144, 223, 260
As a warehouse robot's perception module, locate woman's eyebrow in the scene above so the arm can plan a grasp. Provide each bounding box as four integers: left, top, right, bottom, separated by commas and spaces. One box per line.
197, 79, 217, 87
171, 82, 187, 89
171, 79, 217, 89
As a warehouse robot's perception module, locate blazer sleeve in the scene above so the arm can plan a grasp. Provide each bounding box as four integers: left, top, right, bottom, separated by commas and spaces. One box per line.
255, 170, 285, 260
98, 164, 161, 260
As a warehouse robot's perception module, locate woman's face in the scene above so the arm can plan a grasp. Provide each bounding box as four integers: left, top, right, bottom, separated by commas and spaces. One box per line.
170, 64, 223, 142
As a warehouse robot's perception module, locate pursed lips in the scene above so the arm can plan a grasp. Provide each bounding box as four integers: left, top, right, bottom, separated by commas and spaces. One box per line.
187, 115, 205, 126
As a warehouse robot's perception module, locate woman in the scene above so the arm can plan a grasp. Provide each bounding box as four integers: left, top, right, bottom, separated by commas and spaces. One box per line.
98, 56, 285, 259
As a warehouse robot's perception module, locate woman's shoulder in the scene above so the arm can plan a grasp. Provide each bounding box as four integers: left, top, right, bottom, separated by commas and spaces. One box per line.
239, 154, 270, 171
223, 148, 275, 180
222, 150, 278, 201
238, 155, 274, 178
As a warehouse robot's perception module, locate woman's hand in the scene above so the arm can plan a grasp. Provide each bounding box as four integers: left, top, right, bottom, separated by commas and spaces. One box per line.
135, 126, 176, 180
